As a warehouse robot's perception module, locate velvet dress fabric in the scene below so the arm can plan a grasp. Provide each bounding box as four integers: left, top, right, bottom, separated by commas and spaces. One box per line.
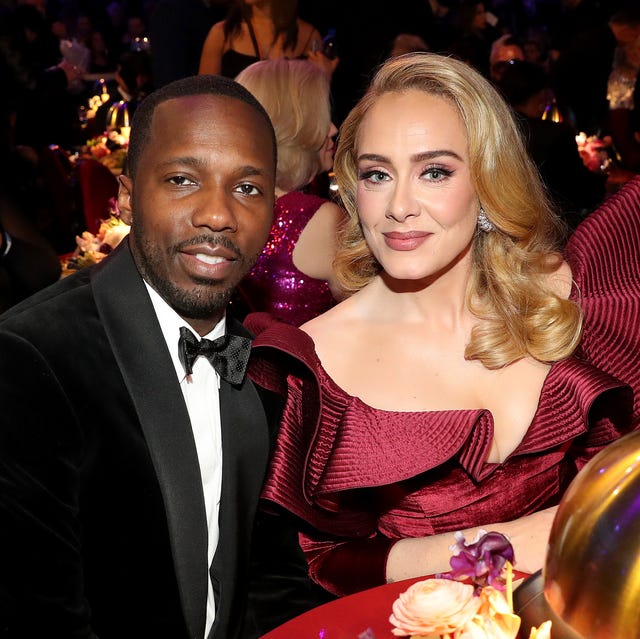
245, 176, 640, 598
241, 191, 337, 326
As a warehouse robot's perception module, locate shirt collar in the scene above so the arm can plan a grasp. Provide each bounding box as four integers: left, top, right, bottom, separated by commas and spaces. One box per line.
144, 281, 226, 383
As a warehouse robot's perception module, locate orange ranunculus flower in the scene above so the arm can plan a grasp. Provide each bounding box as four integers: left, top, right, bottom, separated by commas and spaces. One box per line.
529, 620, 552, 639
456, 587, 521, 639
389, 579, 481, 637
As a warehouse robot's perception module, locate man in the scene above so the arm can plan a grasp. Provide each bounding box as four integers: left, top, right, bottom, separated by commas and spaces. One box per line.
0, 74, 307, 638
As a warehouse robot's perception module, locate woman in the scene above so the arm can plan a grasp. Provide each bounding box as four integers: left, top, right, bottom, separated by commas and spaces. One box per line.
246, 52, 640, 597
236, 58, 344, 325
198, 0, 334, 79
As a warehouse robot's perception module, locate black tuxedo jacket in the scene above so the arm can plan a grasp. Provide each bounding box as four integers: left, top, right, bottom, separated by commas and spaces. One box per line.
0, 240, 279, 639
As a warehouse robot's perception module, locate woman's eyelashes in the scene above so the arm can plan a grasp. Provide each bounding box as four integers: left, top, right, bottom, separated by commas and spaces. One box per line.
358, 168, 390, 184
422, 165, 454, 182
357, 164, 455, 186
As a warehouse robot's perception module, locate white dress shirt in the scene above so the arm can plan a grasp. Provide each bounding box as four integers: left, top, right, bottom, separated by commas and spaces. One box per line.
145, 282, 222, 639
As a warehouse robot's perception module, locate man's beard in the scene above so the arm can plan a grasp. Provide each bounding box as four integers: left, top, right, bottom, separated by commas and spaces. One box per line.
131, 230, 258, 321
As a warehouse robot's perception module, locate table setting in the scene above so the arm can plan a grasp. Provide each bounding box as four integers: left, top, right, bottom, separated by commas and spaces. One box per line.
261, 531, 533, 639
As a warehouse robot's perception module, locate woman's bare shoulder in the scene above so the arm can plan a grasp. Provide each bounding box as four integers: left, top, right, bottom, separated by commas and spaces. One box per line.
205, 19, 227, 42
199, 20, 228, 73
548, 257, 573, 299
301, 294, 357, 339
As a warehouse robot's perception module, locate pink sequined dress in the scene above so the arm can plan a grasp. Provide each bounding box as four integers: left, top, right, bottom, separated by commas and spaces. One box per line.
242, 191, 336, 326
245, 177, 640, 598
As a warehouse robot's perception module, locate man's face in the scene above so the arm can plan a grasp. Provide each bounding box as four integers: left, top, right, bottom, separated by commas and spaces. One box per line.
119, 94, 275, 334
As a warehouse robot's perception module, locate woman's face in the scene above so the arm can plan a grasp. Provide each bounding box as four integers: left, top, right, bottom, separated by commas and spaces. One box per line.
319, 122, 338, 173
355, 90, 479, 283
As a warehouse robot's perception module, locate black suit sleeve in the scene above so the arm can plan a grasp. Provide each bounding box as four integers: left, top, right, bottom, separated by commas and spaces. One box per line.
0, 332, 97, 639
241, 383, 335, 638
242, 507, 336, 639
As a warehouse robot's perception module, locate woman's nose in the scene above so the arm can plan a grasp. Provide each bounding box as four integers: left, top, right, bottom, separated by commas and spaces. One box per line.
386, 178, 420, 222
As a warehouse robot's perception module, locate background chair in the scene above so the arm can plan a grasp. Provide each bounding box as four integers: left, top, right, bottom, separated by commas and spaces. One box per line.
76, 158, 119, 235
37, 144, 82, 253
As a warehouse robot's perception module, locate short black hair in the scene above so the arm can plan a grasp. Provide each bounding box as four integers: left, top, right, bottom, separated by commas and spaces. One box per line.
126, 74, 276, 178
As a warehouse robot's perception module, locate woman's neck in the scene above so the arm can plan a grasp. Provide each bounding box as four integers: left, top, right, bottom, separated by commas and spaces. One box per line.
250, 3, 272, 24
369, 242, 475, 320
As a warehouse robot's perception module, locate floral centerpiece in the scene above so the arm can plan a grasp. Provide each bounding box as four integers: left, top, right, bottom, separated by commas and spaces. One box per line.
389, 531, 552, 639
62, 198, 129, 274
575, 132, 614, 174
81, 129, 129, 173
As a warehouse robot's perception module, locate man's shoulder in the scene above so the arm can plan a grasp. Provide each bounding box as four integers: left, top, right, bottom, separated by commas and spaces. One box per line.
0, 267, 94, 330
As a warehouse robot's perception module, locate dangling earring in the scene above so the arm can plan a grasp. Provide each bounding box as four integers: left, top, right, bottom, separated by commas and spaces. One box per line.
477, 206, 495, 233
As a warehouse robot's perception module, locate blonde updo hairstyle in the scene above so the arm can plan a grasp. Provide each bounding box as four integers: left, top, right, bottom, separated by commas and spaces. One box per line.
235, 58, 331, 192
333, 52, 582, 369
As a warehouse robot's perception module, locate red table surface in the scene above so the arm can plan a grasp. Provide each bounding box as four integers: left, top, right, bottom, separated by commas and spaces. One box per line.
260, 571, 530, 639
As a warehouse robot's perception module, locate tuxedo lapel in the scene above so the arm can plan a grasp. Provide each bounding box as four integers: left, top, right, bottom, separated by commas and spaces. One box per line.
91, 242, 208, 639
208, 317, 271, 639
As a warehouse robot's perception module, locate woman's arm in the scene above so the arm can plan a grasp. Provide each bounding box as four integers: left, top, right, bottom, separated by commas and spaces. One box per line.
387, 506, 557, 582
293, 200, 347, 301
198, 21, 226, 75
299, 506, 557, 596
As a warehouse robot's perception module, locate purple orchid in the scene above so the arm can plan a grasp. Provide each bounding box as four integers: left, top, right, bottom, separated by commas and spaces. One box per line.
447, 530, 515, 591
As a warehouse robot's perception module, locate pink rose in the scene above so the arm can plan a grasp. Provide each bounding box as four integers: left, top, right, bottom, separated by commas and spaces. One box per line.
389, 579, 481, 637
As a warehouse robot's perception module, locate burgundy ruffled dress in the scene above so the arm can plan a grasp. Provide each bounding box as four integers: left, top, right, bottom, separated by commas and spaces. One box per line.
245, 177, 640, 597
241, 191, 336, 326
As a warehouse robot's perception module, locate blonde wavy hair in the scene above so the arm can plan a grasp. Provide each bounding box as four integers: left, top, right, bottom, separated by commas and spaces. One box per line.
333, 52, 582, 369
235, 58, 331, 192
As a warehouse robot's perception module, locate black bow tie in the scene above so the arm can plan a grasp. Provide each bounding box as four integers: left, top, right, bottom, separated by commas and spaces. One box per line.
178, 326, 251, 385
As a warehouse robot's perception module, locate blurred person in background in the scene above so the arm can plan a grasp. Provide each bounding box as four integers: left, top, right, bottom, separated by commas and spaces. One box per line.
198, 0, 336, 79
606, 4, 640, 173
0, 2, 85, 149
0, 96, 61, 312
497, 59, 607, 231
235, 58, 345, 325
488, 33, 524, 82
449, 0, 502, 78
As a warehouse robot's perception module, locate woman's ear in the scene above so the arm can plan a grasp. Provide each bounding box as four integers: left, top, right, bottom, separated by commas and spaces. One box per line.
117, 174, 133, 225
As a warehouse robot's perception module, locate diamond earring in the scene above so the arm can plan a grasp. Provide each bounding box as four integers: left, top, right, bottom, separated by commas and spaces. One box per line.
477, 206, 495, 233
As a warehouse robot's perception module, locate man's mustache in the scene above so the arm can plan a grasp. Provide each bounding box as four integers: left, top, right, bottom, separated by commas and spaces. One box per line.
173, 234, 242, 258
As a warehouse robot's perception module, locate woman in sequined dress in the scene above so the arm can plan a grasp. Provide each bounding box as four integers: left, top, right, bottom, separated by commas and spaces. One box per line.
236, 58, 345, 326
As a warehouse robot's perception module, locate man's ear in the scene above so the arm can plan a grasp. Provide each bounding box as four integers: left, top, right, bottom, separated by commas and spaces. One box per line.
117, 174, 133, 225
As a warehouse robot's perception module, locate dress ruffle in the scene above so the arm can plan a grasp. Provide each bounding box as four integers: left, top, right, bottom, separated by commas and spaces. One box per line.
248, 319, 633, 538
